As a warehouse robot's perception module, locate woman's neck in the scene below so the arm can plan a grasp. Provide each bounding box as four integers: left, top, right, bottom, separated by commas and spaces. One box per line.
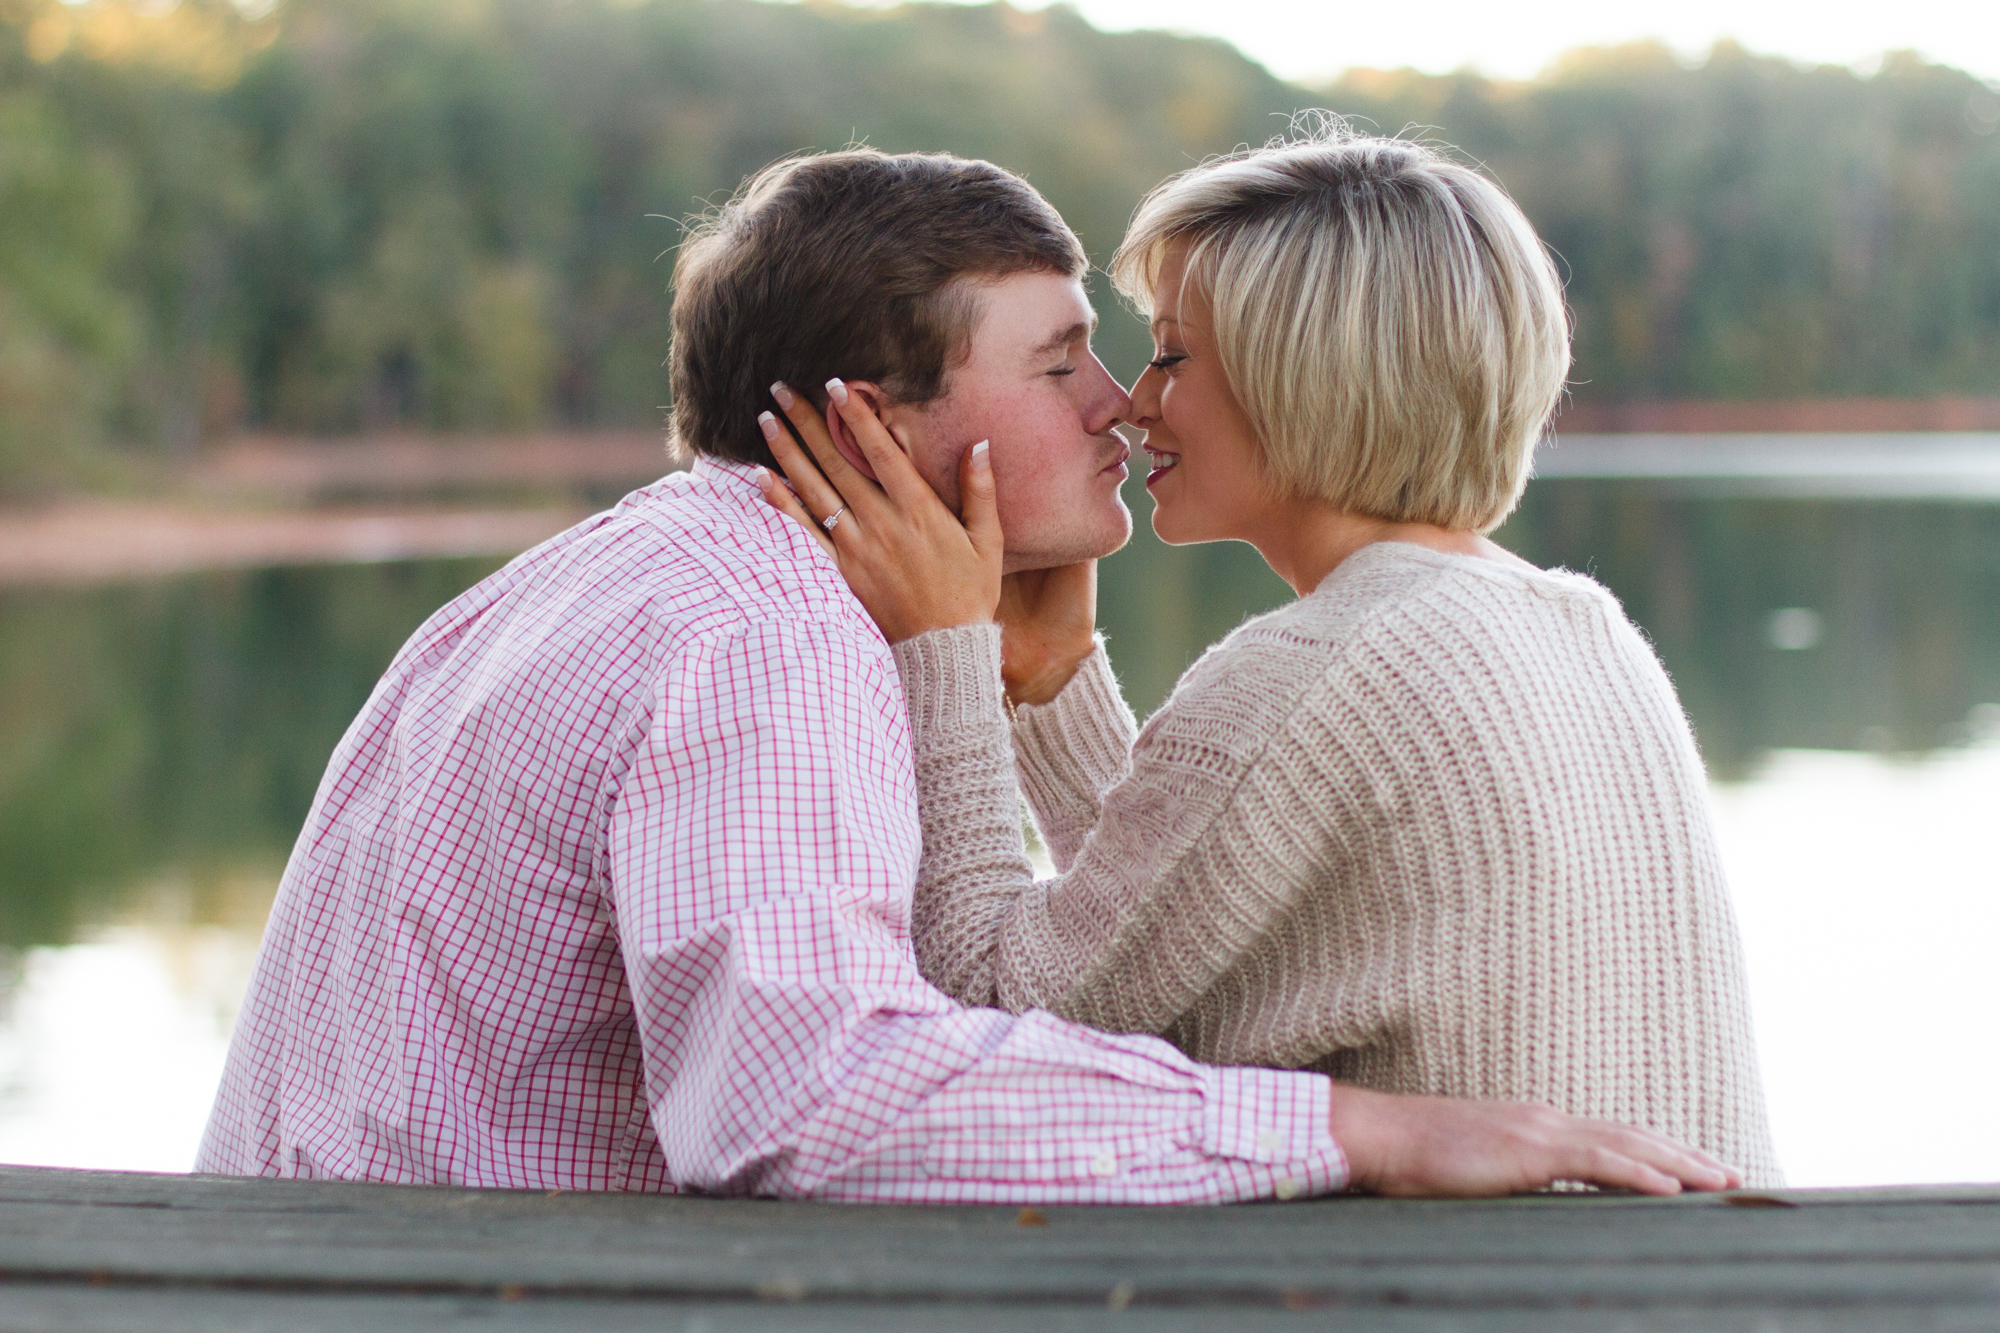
1248, 497, 1529, 597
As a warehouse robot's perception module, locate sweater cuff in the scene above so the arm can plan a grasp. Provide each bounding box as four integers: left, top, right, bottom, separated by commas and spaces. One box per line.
1013, 642, 1137, 804
891, 623, 1008, 740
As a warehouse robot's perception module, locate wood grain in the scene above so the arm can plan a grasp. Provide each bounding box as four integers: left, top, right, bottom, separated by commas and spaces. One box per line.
3, 1166, 1997, 1329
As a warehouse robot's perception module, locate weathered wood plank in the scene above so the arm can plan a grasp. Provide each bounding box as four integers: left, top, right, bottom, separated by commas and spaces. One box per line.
7, 1286, 2000, 1333
3, 1165, 1998, 1328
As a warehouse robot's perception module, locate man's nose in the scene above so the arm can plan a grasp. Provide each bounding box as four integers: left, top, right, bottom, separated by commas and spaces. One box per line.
1081, 351, 1134, 437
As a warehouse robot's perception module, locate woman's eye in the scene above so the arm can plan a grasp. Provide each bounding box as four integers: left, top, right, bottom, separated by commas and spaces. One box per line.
1147, 354, 1187, 373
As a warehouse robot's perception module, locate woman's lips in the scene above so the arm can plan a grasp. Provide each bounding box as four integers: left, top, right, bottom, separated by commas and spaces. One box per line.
1144, 448, 1180, 487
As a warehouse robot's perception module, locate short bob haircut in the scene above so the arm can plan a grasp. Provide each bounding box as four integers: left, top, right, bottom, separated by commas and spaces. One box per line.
1110, 119, 1569, 533
671, 149, 1085, 468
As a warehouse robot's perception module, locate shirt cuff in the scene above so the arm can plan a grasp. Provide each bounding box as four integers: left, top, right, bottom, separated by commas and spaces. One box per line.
891, 623, 1007, 739
1200, 1067, 1349, 1199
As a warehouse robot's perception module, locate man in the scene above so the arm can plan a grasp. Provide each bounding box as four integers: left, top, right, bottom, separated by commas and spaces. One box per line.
198, 149, 1736, 1201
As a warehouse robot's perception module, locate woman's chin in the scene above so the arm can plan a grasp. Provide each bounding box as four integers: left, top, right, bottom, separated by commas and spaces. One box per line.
1148, 497, 1198, 546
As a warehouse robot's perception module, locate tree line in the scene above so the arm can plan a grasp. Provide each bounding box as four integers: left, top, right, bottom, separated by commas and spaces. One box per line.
3, 0, 1998, 494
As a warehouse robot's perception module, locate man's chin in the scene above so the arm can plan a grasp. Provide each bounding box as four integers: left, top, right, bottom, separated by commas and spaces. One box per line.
1001, 508, 1132, 574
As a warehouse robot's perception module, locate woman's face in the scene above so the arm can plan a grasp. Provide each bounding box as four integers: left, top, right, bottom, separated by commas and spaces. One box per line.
1126, 243, 1272, 546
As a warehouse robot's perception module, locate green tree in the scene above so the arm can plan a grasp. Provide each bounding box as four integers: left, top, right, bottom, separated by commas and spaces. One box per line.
3, 0, 1998, 498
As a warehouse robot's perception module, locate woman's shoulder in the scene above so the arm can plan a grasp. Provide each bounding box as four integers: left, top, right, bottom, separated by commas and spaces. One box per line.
1155, 542, 1656, 741
1321, 539, 1616, 609
1307, 541, 1633, 648
1198, 543, 1649, 703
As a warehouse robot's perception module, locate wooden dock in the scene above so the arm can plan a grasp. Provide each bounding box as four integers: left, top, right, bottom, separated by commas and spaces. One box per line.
1, 1166, 1997, 1330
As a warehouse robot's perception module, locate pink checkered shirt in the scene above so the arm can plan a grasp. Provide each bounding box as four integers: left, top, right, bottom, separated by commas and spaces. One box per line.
197, 457, 1347, 1202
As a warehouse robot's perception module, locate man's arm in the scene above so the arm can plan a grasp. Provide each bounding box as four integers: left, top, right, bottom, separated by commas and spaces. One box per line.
605, 616, 1347, 1202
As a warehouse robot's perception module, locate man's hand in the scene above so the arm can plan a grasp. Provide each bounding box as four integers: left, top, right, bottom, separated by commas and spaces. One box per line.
997, 563, 1097, 706
1327, 1083, 1745, 1197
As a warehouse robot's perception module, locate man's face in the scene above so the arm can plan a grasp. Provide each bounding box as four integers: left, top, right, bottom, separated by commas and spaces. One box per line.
892, 272, 1133, 574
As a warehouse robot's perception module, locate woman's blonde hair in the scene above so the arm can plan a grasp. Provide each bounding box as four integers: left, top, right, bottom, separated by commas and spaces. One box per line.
1110, 118, 1569, 533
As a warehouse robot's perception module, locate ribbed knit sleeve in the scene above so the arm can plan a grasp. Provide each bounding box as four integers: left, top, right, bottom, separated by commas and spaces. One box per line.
897, 628, 1351, 1037
1011, 642, 1137, 871
889, 623, 1039, 1009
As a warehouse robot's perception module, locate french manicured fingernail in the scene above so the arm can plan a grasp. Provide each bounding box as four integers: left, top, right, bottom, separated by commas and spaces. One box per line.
769, 381, 794, 409
825, 377, 849, 406
757, 411, 779, 441
970, 439, 990, 465
753, 465, 770, 485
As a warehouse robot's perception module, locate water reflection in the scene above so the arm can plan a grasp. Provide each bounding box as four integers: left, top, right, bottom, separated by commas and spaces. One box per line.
1502, 485, 2000, 774
0, 558, 503, 952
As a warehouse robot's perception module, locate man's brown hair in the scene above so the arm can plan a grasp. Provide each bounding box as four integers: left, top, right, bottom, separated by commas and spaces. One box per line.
669, 149, 1087, 467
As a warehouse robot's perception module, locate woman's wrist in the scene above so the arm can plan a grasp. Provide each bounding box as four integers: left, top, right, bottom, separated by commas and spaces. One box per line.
892, 624, 1008, 736
1000, 638, 1094, 706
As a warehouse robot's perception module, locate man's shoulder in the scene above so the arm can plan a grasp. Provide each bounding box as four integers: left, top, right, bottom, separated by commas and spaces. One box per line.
527, 466, 883, 656
379, 466, 885, 725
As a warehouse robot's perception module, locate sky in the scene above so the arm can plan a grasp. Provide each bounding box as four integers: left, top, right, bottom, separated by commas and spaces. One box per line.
1023, 0, 2000, 86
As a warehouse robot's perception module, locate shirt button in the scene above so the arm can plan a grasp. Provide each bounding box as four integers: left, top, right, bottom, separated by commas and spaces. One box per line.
1255, 1129, 1282, 1154
1274, 1178, 1301, 1201
1090, 1150, 1117, 1177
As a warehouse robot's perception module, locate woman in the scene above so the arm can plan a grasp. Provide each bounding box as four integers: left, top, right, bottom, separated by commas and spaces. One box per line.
757, 127, 1781, 1186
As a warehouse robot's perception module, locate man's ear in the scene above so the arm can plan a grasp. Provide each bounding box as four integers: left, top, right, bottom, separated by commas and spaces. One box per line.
823, 381, 912, 482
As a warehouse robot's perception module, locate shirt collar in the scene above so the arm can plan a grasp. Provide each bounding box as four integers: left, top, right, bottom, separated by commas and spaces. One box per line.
690, 454, 766, 492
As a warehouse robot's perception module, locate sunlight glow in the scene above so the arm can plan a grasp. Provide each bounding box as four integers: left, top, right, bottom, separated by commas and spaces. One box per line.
1008, 0, 1998, 86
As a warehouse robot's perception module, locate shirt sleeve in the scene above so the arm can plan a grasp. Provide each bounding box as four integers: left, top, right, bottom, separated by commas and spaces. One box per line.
603, 616, 1346, 1204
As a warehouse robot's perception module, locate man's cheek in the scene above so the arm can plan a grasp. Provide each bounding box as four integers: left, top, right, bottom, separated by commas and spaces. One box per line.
993, 483, 1048, 538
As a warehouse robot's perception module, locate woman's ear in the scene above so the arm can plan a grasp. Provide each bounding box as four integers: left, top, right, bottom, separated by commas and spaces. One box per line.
823, 381, 909, 481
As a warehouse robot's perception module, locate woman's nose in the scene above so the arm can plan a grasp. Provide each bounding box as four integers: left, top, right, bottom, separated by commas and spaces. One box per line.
1126, 366, 1161, 427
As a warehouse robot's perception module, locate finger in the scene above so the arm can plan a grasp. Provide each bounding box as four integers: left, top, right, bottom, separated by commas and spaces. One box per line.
754, 464, 835, 556
826, 377, 932, 510
1576, 1136, 1688, 1200
759, 409, 850, 531
1614, 1130, 1735, 1191
1572, 1145, 1682, 1197
958, 439, 1003, 565
771, 380, 886, 517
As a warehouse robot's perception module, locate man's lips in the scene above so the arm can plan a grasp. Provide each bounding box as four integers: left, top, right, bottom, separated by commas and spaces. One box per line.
1099, 439, 1131, 479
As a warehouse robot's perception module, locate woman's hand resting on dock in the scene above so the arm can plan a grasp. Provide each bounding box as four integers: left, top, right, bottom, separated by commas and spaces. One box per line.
1329, 1084, 1743, 1196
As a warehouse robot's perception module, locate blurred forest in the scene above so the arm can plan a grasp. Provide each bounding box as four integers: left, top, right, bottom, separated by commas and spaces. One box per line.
3, 0, 1999, 496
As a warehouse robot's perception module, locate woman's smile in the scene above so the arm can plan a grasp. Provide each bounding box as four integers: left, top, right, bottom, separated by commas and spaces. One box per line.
1125, 245, 1270, 545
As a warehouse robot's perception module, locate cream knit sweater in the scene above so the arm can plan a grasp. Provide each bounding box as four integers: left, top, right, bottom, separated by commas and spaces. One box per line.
892, 541, 1781, 1186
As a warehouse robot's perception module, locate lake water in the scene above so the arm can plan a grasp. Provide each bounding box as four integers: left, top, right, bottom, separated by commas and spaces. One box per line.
2, 473, 1996, 1186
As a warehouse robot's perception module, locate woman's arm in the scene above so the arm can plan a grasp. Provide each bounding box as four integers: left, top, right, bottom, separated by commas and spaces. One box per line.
890, 624, 1038, 1007
894, 619, 1315, 1037
1010, 641, 1137, 872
